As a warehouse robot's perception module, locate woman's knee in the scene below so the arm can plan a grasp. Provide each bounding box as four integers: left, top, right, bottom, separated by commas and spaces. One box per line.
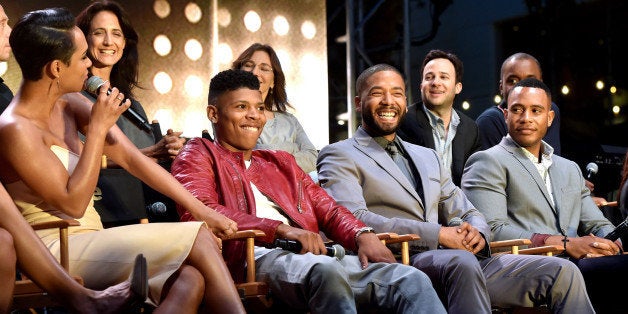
165, 265, 205, 303
0, 229, 16, 264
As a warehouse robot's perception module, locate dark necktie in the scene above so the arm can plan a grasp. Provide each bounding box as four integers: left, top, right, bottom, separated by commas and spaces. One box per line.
386, 142, 425, 204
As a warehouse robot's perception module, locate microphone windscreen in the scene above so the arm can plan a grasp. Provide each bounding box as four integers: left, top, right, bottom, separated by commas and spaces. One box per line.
586, 162, 599, 175
331, 244, 345, 260
147, 201, 167, 216
85, 76, 105, 94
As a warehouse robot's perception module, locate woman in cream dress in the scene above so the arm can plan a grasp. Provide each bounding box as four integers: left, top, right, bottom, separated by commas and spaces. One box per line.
0, 7, 244, 313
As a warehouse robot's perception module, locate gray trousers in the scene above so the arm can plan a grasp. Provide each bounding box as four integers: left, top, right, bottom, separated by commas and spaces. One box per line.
255, 248, 446, 314
411, 249, 594, 314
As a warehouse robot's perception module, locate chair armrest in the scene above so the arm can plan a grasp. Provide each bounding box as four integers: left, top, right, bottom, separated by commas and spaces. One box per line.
603, 201, 618, 207
490, 239, 532, 254
30, 219, 80, 270
378, 233, 421, 265
30, 219, 80, 231
518, 245, 564, 256
223, 230, 266, 283
376, 232, 399, 244
383, 233, 420, 245
223, 229, 266, 241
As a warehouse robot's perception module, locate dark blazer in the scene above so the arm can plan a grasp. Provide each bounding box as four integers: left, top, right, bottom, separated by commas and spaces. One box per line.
397, 102, 480, 186
0, 79, 14, 114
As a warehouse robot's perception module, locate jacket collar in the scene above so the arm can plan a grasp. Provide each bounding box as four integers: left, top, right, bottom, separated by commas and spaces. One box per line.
499, 137, 557, 213
353, 127, 425, 208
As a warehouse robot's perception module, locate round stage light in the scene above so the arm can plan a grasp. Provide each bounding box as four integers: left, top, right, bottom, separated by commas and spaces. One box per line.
273, 15, 289, 36
184, 75, 204, 98
153, 71, 173, 94
217, 43, 233, 65
153, 0, 171, 19
218, 8, 231, 27
244, 10, 261, 32
184, 2, 202, 23
153, 34, 172, 56
185, 39, 203, 61
301, 20, 316, 39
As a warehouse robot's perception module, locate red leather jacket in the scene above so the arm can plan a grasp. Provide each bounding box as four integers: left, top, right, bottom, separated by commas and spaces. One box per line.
171, 138, 366, 281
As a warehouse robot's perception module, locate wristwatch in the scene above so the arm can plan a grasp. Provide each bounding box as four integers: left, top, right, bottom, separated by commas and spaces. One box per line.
354, 226, 375, 243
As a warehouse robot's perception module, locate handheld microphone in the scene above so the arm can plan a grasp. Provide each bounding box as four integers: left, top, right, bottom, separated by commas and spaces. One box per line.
146, 201, 168, 216
273, 238, 345, 260
84, 76, 152, 132
151, 120, 163, 142
585, 162, 599, 181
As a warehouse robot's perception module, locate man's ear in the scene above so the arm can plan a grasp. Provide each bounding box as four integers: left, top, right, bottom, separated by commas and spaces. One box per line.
454, 81, 462, 95
548, 109, 555, 127
354, 95, 362, 113
207, 104, 218, 123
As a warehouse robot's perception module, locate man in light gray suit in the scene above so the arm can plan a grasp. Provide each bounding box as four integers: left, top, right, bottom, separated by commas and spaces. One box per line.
317, 64, 593, 314
462, 77, 628, 313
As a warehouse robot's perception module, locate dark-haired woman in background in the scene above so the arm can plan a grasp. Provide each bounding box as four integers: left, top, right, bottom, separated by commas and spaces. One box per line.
232, 43, 318, 178
76, 0, 185, 224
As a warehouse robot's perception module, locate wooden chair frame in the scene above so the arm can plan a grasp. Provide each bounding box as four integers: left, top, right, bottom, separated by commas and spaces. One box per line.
12, 219, 82, 310
490, 238, 565, 256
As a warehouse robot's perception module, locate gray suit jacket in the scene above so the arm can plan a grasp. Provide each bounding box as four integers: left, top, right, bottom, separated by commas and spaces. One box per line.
317, 127, 489, 252
461, 136, 614, 242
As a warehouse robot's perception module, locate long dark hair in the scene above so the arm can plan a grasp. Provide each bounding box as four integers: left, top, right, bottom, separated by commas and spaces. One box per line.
76, 0, 139, 98
231, 43, 291, 112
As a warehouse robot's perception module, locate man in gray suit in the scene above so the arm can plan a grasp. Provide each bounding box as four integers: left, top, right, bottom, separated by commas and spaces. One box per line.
317, 64, 593, 314
462, 77, 628, 313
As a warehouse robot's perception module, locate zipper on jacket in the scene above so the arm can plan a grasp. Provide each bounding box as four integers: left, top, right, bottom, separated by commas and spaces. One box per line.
297, 181, 303, 213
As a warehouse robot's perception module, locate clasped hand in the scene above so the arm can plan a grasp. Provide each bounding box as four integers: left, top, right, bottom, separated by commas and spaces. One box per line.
568, 234, 620, 259
439, 222, 485, 254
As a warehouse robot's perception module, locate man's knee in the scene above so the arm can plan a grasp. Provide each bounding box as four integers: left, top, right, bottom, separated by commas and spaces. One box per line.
308, 259, 349, 286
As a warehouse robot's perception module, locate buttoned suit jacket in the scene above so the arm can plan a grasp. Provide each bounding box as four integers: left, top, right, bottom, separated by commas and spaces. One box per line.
317, 127, 489, 252
397, 102, 481, 186
461, 136, 614, 242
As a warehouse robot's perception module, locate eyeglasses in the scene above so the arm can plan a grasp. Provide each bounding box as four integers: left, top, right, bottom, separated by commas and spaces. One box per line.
241, 61, 273, 73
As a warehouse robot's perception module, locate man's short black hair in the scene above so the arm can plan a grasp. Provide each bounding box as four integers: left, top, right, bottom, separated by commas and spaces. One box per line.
208, 69, 260, 105
509, 77, 552, 101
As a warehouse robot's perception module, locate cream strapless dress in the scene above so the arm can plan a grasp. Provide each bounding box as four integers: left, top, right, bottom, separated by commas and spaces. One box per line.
5, 145, 204, 304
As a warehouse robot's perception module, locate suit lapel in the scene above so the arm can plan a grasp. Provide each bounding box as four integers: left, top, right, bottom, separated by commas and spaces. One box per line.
547, 159, 568, 229
400, 141, 427, 210
354, 128, 424, 207
501, 139, 557, 215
